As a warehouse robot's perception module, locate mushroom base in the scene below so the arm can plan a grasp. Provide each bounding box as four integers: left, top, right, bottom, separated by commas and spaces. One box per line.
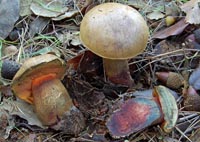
103, 59, 134, 87
32, 74, 73, 125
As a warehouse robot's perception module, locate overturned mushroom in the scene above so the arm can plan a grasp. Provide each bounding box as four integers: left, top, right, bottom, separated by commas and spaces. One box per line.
106, 85, 178, 138
80, 3, 149, 87
106, 97, 163, 138
12, 54, 73, 125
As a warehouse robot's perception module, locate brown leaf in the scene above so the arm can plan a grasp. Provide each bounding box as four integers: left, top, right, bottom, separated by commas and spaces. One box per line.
180, 0, 196, 13
180, 0, 200, 24
152, 18, 189, 39
1, 99, 45, 128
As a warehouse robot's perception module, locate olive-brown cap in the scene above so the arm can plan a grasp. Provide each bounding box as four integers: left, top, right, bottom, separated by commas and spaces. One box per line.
12, 54, 67, 104
80, 3, 149, 59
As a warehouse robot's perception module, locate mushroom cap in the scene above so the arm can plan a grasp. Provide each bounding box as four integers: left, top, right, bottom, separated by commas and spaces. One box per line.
12, 54, 67, 104
153, 85, 178, 133
80, 3, 149, 59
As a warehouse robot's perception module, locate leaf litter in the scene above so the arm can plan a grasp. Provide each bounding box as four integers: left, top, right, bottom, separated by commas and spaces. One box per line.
1, 0, 200, 141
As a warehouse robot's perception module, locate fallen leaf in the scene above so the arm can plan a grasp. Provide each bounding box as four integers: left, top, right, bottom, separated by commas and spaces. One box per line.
180, 0, 200, 24
127, 0, 147, 9
152, 18, 189, 39
147, 11, 165, 20
0, 0, 20, 39
29, 17, 50, 37
180, 0, 196, 13
186, 2, 200, 24
19, 0, 33, 16
1, 99, 46, 128
28, 46, 61, 57
165, 1, 181, 16
52, 10, 78, 21
30, 0, 68, 17
52, 0, 92, 21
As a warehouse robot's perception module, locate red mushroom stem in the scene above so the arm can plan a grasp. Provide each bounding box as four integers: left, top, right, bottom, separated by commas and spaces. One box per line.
103, 59, 134, 87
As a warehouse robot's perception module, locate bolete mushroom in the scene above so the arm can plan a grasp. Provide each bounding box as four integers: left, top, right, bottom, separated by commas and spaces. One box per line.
80, 3, 149, 87
12, 54, 73, 125
106, 85, 178, 137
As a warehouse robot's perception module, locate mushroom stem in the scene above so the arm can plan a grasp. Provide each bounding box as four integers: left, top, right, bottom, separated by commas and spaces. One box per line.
32, 74, 73, 125
103, 59, 134, 87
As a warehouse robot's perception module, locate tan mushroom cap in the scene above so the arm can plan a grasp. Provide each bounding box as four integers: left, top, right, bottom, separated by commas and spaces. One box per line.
12, 54, 67, 104
80, 3, 149, 60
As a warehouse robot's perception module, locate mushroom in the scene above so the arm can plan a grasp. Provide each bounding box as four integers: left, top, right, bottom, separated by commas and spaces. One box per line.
106, 85, 178, 137
106, 97, 163, 138
12, 54, 73, 125
80, 3, 149, 87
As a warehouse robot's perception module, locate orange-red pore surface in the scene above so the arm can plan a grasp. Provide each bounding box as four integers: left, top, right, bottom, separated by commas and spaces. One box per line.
106, 98, 163, 138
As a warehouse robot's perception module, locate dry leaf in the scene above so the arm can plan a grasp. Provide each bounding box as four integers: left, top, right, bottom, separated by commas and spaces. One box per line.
0, 0, 20, 39
180, 0, 197, 13
152, 18, 189, 39
29, 17, 50, 37
30, 0, 68, 18
1, 99, 46, 128
180, 0, 200, 24
165, 1, 180, 16
19, 0, 33, 16
52, 10, 78, 21
127, 0, 147, 9
147, 11, 165, 20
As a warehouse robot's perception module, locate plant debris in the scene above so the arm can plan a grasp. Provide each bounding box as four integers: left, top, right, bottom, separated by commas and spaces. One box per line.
1, 0, 200, 141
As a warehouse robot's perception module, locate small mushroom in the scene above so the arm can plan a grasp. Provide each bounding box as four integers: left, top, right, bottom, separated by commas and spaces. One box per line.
80, 3, 149, 87
12, 54, 73, 125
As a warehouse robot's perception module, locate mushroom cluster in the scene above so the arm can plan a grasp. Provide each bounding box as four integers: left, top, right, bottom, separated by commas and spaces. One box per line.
12, 54, 73, 125
80, 3, 149, 87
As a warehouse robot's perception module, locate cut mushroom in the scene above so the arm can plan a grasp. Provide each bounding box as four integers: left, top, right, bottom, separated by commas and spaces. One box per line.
12, 54, 73, 125
80, 3, 149, 87
106, 85, 178, 137
106, 97, 163, 138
